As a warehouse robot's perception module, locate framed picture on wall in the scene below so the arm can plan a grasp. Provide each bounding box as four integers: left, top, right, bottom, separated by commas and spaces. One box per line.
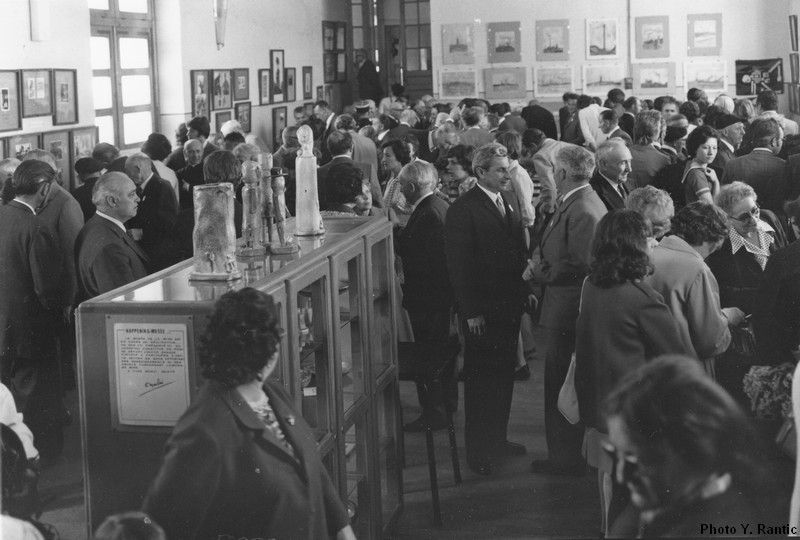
687, 14, 722, 56
487, 22, 521, 64
439, 71, 477, 99
535, 19, 569, 61
483, 67, 527, 99
322, 21, 336, 51
735, 59, 783, 96
53, 69, 78, 125
586, 19, 618, 59
285, 68, 296, 102
582, 63, 625, 96
0, 70, 21, 132
336, 53, 347, 81
235, 102, 251, 132
791, 53, 799, 83
212, 70, 232, 110
215, 110, 232, 131
190, 70, 210, 118
71, 126, 97, 161
335, 22, 347, 51
790, 15, 799, 52
9, 133, 40, 160
684, 60, 727, 93
21, 69, 52, 117
232, 68, 249, 101
258, 69, 271, 105
272, 106, 287, 152
270, 50, 285, 103
316, 86, 323, 101
635, 16, 669, 59
534, 65, 574, 98
324, 53, 337, 83
302, 66, 313, 100
631, 62, 676, 95
442, 23, 475, 65
42, 130, 71, 188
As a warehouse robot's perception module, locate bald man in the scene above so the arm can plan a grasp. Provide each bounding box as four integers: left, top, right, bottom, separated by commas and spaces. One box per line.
176, 139, 205, 209
75, 172, 149, 302
590, 139, 633, 212
125, 153, 178, 271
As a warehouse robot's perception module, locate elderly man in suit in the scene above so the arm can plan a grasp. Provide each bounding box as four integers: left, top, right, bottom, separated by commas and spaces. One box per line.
124, 153, 178, 272
524, 145, 607, 476
317, 131, 383, 211
395, 160, 457, 431
176, 139, 205, 210
599, 110, 632, 147
590, 139, 633, 212
445, 143, 528, 475
710, 113, 745, 178
75, 172, 149, 303
334, 114, 381, 181
524, 129, 579, 217
313, 100, 339, 165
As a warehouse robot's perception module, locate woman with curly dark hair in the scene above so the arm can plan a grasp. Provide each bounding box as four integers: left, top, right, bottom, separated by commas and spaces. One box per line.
442, 144, 477, 203
574, 209, 686, 536
144, 288, 355, 540
380, 138, 413, 215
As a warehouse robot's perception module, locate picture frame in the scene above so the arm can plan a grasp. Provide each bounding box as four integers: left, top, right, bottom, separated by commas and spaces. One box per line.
582, 63, 625, 96
483, 67, 527, 99
316, 86, 323, 101
635, 16, 669, 59
0, 70, 21, 132
324, 52, 337, 83
214, 110, 232, 132
791, 15, 799, 52
535, 19, 570, 62
232, 68, 249, 101
190, 69, 210, 119
792, 53, 799, 84
336, 53, 347, 81
302, 66, 313, 100
258, 69, 271, 105
439, 71, 477, 99
735, 59, 783, 96
336, 22, 347, 51
631, 62, 676, 95
270, 50, 285, 103
487, 22, 522, 64
272, 106, 287, 152
792, 84, 800, 114
687, 13, 722, 56
534, 65, 574, 98
9, 133, 40, 160
322, 21, 336, 52
285, 68, 296, 102
684, 60, 727, 93
211, 69, 232, 110
71, 126, 97, 162
235, 102, 251, 133
21, 69, 52, 118
52, 69, 78, 125
42, 130, 71, 188
442, 23, 475, 65
586, 19, 618, 59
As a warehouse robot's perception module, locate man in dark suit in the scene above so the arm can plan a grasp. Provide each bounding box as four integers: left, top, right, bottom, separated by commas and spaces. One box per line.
722, 117, 788, 213
75, 172, 149, 303
395, 160, 456, 431
313, 101, 339, 165
710, 114, 745, 178
71, 157, 106, 222
317, 131, 383, 211
525, 145, 606, 476
355, 48, 382, 104
492, 102, 527, 134
334, 114, 381, 185
590, 139, 633, 212
445, 143, 528, 475
124, 153, 178, 272
521, 99, 558, 140
619, 96, 640, 139
599, 109, 632, 147
187, 115, 219, 160
176, 139, 205, 210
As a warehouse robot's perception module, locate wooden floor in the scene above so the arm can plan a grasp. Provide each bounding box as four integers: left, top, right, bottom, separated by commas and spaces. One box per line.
33, 325, 794, 539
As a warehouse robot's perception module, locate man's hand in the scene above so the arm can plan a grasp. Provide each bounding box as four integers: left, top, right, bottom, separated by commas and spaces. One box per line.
526, 294, 539, 314
522, 258, 537, 281
467, 315, 486, 336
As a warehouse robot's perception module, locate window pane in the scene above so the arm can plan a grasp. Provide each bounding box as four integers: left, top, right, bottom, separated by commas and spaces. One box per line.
118, 0, 148, 13
123, 111, 152, 145
351, 5, 362, 27
353, 29, 364, 50
405, 26, 419, 48
420, 24, 431, 47
119, 37, 149, 69
406, 49, 420, 71
405, 3, 418, 24
420, 48, 430, 71
92, 77, 113, 109
121, 75, 151, 106
419, 2, 430, 23
88, 0, 109, 9
95, 115, 114, 146
91, 36, 111, 70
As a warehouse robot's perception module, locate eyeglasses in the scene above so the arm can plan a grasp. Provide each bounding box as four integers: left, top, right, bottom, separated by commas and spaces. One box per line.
729, 204, 760, 222
601, 440, 645, 482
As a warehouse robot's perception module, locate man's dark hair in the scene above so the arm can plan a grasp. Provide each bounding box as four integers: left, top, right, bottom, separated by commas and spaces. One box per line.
327, 163, 364, 206
187, 116, 211, 139
600, 109, 619, 124
521, 128, 547, 149
562, 92, 579, 102
607, 88, 625, 105
686, 88, 706, 102
223, 132, 245, 146
445, 144, 475, 175
92, 143, 120, 168
679, 101, 701, 123
326, 130, 353, 156
577, 95, 593, 109
334, 114, 357, 131
654, 95, 678, 112
748, 117, 782, 148
622, 96, 639, 110
203, 150, 240, 185
462, 106, 484, 127
756, 90, 779, 112
671, 201, 728, 246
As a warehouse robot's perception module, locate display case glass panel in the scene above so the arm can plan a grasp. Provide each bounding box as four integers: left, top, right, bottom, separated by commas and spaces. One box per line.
376, 384, 401, 531
344, 413, 372, 538
369, 237, 395, 382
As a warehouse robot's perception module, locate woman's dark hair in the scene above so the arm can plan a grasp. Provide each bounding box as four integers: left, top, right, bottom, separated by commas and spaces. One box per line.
141, 133, 172, 162
380, 138, 412, 168
604, 355, 768, 506
685, 125, 719, 159
589, 209, 652, 288
326, 163, 364, 206
199, 288, 282, 387
670, 201, 729, 246
2, 160, 55, 203
93, 511, 165, 540
494, 130, 522, 160
445, 144, 475, 175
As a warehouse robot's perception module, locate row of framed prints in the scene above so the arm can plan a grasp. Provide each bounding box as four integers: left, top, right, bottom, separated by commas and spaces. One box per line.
439, 60, 728, 100
211, 102, 252, 134
0, 126, 98, 191
0, 69, 78, 132
442, 14, 722, 65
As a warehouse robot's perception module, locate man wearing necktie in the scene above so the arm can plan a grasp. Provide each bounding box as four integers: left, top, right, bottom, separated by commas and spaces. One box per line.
445, 143, 528, 476
589, 139, 633, 212
523, 145, 607, 476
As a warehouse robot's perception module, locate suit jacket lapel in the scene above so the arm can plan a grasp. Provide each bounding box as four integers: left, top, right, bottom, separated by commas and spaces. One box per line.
109, 219, 150, 264
475, 188, 508, 226
541, 185, 589, 246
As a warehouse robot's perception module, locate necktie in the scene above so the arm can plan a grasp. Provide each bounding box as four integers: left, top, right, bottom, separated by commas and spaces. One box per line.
617, 184, 627, 201
136, 186, 144, 199
496, 195, 506, 217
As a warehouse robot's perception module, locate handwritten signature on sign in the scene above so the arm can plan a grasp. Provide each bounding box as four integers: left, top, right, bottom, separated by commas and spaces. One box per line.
139, 378, 175, 397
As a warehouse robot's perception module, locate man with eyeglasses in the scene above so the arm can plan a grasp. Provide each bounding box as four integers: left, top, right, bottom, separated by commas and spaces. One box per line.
722, 117, 789, 214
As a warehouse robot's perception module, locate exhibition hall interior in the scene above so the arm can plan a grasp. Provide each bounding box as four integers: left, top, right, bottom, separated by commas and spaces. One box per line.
4, 0, 800, 538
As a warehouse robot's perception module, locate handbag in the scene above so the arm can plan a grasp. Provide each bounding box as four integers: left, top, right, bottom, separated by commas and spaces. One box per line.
729, 321, 757, 357
558, 353, 580, 424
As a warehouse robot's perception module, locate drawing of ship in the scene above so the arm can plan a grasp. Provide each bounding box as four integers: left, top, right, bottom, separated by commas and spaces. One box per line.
641, 71, 667, 88
543, 32, 563, 53
449, 38, 468, 53
587, 74, 622, 88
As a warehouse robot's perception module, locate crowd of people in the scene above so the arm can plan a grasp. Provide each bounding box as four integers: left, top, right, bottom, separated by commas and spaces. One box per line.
2, 81, 800, 537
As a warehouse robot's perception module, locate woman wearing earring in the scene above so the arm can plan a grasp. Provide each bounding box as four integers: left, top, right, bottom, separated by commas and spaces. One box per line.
144, 288, 355, 540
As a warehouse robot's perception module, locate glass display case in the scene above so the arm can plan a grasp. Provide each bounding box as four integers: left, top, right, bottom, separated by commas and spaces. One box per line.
75, 216, 402, 537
